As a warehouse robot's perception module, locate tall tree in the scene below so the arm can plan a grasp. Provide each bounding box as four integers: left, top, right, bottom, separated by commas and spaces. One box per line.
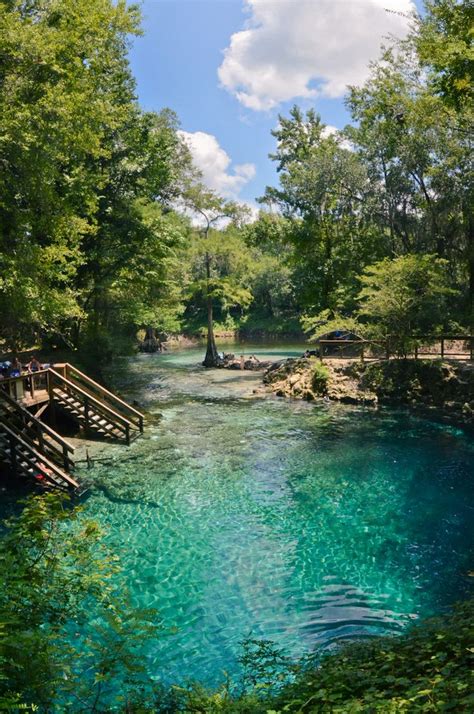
184, 185, 248, 367
414, 0, 473, 325
346, 40, 472, 322
261, 107, 380, 313
0, 1, 194, 360
0, 0, 142, 349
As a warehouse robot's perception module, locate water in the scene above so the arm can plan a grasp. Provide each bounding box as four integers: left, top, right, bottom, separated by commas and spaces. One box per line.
37, 346, 474, 685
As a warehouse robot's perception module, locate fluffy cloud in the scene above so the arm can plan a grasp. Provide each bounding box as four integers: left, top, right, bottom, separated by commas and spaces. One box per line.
178, 130, 256, 199
321, 124, 353, 151
218, 0, 415, 111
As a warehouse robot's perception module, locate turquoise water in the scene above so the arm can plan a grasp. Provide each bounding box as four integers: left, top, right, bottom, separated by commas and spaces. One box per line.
79, 346, 473, 686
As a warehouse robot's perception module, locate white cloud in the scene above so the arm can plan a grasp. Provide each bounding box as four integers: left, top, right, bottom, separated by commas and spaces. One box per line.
178, 130, 256, 199
322, 124, 354, 151
218, 0, 415, 111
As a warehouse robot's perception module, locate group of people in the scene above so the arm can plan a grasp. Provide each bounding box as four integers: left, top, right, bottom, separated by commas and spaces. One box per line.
0, 355, 43, 380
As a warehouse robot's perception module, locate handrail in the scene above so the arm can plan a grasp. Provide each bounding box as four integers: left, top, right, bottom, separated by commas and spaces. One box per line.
316, 335, 473, 361
48, 369, 136, 430
0, 420, 79, 490
0, 368, 50, 387
0, 415, 74, 472
0, 368, 50, 401
63, 363, 144, 428
317, 339, 383, 345
316, 335, 473, 343
0, 389, 75, 454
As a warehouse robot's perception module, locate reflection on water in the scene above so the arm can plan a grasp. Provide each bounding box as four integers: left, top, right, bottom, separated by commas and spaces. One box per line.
77, 346, 474, 683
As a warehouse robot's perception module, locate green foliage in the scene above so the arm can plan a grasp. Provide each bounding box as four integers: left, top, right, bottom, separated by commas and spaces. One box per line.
0, 493, 160, 711
301, 310, 365, 342
416, 0, 474, 111
1, 0, 471, 359
0, 0, 192, 356
261, 107, 382, 314
358, 254, 455, 355
172, 601, 474, 713
311, 363, 330, 395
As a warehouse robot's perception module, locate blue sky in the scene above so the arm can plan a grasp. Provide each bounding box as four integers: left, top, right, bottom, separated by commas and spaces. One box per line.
129, 0, 419, 207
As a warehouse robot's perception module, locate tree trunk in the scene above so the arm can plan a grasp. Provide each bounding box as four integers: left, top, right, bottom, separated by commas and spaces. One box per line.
140, 326, 162, 353
202, 251, 220, 367
464, 199, 474, 333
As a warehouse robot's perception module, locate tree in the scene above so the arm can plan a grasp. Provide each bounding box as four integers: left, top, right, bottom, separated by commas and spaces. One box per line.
76, 108, 192, 364
357, 254, 455, 356
0, 1, 193, 361
346, 41, 472, 324
414, 0, 474, 327
183, 185, 249, 367
0, 0, 142, 350
415, 0, 474, 112
261, 107, 381, 314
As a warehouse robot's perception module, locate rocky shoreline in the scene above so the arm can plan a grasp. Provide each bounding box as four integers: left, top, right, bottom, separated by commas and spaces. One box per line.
262, 356, 474, 426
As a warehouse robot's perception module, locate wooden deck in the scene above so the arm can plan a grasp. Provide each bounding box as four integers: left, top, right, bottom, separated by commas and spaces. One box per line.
0, 364, 144, 493
20, 390, 50, 407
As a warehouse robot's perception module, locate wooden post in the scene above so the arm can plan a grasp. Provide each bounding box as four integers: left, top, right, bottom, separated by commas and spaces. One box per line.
47, 371, 56, 428
84, 396, 90, 434
360, 344, 365, 363
36, 423, 44, 452
9, 435, 17, 475
414, 344, 418, 360
125, 424, 130, 446
470, 336, 473, 362
62, 445, 69, 472
441, 338, 445, 359
139, 416, 144, 433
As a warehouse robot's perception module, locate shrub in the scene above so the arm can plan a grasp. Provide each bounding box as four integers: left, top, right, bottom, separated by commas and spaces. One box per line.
311, 363, 330, 394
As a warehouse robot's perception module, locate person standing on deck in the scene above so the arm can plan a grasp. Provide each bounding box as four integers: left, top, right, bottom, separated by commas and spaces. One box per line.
27, 355, 42, 372
9, 357, 22, 377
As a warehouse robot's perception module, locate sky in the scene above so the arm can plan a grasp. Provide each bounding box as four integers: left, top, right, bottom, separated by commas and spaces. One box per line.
129, 0, 420, 209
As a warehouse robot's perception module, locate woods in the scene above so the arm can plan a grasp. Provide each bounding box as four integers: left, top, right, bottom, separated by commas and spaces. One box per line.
0, 0, 472, 365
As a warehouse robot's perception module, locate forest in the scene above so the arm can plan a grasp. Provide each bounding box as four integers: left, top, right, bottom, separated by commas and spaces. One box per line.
0, 0, 472, 367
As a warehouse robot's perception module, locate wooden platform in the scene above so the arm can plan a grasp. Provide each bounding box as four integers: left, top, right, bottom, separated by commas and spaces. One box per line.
0, 364, 144, 493
19, 390, 49, 408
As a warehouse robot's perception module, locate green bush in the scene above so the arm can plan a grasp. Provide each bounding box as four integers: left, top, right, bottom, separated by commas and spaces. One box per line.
173, 600, 474, 713
0, 494, 160, 712
311, 363, 330, 394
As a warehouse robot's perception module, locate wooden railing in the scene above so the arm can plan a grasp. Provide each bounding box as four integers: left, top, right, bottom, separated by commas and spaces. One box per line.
0, 389, 75, 472
0, 368, 50, 401
48, 368, 138, 444
55, 363, 144, 432
318, 335, 474, 362
0, 420, 79, 491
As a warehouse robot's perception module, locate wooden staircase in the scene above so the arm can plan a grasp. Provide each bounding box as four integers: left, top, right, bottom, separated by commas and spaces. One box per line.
0, 363, 144, 493
0, 393, 79, 492
49, 365, 143, 444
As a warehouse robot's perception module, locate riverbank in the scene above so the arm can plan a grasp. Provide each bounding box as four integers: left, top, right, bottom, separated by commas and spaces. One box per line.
263, 357, 474, 425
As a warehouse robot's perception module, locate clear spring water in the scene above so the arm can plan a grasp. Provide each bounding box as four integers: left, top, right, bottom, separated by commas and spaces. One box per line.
68, 347, 474, 685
